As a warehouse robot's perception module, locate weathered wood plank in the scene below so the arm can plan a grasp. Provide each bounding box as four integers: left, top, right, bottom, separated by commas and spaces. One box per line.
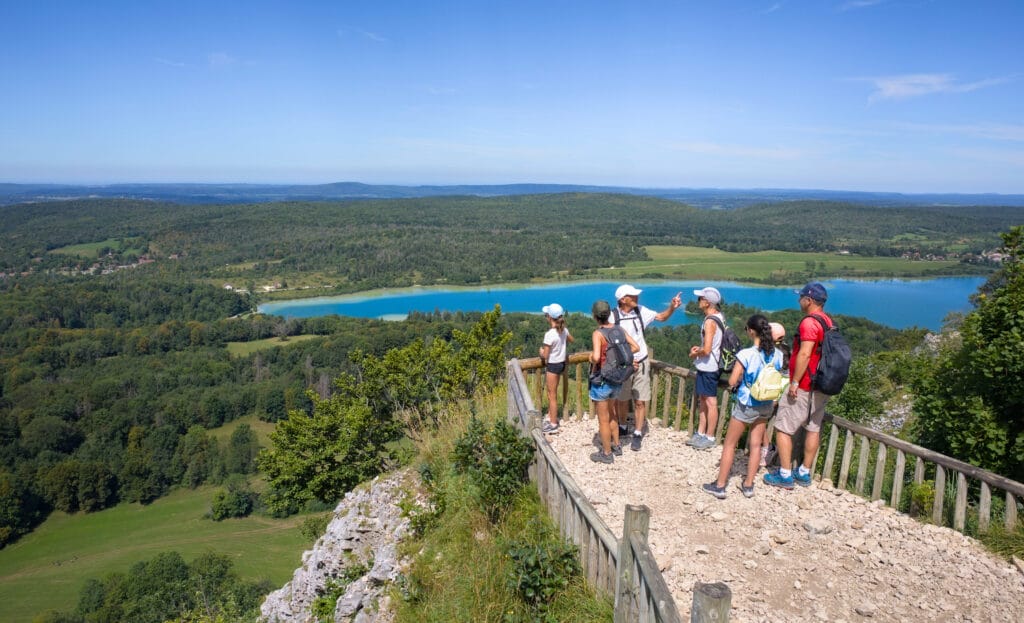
932, 464, 946, 526
823, 422, 839, 483
891, 449, 906, 510
661, 373, 673, 428
615, 505, 648, 621
629, 532, 684, 623
855, 434, 870, 495
674, 377, 686, 430
1006, 492, 1017, 531
872, 443, 887, 501
954, 471, 967, 532
838, 429, 854, 490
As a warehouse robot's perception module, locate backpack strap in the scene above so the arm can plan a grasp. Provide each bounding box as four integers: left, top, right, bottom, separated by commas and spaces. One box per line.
796, 313, 832, 352
613, 307, 645, 333
708, 315, 726, 363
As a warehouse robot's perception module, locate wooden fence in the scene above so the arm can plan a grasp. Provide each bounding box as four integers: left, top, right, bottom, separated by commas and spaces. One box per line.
507, 357, 683, 623
519, 352, 1024, 538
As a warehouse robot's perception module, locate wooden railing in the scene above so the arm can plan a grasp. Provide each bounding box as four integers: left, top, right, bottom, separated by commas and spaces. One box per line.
507, 357, 683, 623
813, 414, 1022, 534
518, 352, 1024, 538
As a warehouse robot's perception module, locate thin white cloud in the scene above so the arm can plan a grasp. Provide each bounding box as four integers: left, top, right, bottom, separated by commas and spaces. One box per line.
153, 57, 186, 68
670, 141, 803, 160
207, 52, 237, 69
895, 122, 1024, 142
839, 0, 887, 11
761, 3, 784, 14
361, 30, 388, 43
861, 73, 1012, 103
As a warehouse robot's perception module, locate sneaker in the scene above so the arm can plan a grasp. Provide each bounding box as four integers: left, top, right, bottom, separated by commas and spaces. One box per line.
611, 443, 623, 456
541, 421, 560, 434
701, 482, 727, 500
739, 483, 755, 498
590, 451, 614, 464
693, 435, 716, 450
763, 470, 795, 490
685, 434, 699, 446
794, 470, 812, 487
630, 433, 643, 452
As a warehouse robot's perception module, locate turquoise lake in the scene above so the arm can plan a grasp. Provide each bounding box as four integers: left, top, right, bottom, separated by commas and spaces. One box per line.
258, 277, 986, 330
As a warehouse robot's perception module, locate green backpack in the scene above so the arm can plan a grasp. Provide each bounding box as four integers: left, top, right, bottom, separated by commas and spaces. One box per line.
749, 352, 789, 401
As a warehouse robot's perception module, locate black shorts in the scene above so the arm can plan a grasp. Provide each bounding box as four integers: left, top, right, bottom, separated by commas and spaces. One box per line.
546, 361, 566, 375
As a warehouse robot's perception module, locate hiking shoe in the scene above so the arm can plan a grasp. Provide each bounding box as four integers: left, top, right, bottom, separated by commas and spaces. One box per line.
794, 470, 812, 487
763, 470, 794, 490
611, 443, 623, 456
739, 483, 755, 498
542, 421, 560, 434
630, 434, 643, 452
702, 482, 727, 500
590, 451, 614, 464
693, 435, 715, 450
685, 435, 699, 446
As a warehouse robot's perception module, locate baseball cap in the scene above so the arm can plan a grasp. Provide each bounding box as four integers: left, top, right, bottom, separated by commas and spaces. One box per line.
693, 287, 722, 305
796, 282, 828, 303
592, 300, 611, 316
541, 303, 564, 319
770, 322, 786, 342
615, 284, 642, 300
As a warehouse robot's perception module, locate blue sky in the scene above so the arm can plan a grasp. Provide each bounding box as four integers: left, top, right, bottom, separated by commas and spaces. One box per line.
1, 1, 1022, 193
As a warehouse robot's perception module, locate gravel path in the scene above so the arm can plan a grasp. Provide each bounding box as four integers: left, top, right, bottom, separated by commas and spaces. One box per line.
545, 416, 1024, 623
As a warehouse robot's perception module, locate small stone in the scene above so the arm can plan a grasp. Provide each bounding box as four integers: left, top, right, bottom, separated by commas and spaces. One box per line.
695, 544, 711, 554
659, 558, 673, 572
589, 493, 609, 505
847, 537, 866, 550
1013, 556, 1024, 575
794, 580, 802, 590
819, 478, 834, 489
851, 520, 865, 530
710, 511, 728, 522
744, 559, 758, 570
772, 533, 790, 544
753, 541, 772, 555
804, 519, 833, 535
854, 602, 876, 617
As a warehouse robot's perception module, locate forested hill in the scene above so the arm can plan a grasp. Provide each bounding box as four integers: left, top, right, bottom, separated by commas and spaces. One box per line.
2, 194, 1020, 291
3, 181, 1024, 209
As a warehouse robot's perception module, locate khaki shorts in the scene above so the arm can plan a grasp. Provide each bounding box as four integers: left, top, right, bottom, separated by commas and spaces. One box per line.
773, 389, 830, 435
616, 359, 651, 402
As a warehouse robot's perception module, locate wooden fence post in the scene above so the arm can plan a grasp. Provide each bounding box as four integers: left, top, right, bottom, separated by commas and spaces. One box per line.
691, 582, 731, 622
614, 505, 649, 622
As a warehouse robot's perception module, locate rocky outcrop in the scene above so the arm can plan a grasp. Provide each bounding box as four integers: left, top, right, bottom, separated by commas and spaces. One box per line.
261, 470, 419, 623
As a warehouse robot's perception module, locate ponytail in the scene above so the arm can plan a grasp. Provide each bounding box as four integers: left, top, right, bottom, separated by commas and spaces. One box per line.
746, 314, 775, 358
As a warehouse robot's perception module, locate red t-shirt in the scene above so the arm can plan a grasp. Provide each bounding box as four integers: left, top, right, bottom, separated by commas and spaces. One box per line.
790, 312, 833, 391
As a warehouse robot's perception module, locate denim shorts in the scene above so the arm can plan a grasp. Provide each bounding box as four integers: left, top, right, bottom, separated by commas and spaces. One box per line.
589, 380, 618, 402
695, 370, 722, 397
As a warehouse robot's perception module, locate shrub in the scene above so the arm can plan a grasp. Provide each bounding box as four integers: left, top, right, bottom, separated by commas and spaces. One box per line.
452, 417, 534, 521
908, 480, 935, 518
299, 513, 332, 542
505, 533, 581, 620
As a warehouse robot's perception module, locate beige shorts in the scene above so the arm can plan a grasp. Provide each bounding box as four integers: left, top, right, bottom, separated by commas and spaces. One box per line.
616, 359, 651, 402
773, 389, 830, 435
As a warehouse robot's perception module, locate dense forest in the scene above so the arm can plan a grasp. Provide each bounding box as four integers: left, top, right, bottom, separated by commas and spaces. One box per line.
1, 194, 1020, 548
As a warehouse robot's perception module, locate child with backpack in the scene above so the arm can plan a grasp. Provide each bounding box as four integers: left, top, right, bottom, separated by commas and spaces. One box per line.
702, 314, 785, 499
588, 300, 639, 464
539, 303, 574, 434
687, 286, 727, 450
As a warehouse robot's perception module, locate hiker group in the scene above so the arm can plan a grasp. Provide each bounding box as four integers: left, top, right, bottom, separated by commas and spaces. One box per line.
538, 281, 850, 498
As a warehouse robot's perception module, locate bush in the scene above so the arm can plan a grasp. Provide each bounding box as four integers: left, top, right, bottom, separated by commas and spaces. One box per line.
210, 476, 257, 521
452, 416, 534, 521
908, 480, 935, 518
299, 513, 332, 542
505, 530, 582, 620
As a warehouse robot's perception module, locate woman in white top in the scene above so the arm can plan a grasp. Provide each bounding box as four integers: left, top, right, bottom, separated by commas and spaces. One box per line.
702, 314, 785, 500
539, 303, 573, 434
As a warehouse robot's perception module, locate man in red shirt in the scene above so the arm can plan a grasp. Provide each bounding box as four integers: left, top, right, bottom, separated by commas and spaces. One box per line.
764, 282, 833, 489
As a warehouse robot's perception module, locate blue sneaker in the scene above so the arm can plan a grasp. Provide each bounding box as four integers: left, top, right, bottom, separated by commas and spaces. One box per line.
794, 470, 812, 487
702, 482, 727, 500
763, 470, 795, 490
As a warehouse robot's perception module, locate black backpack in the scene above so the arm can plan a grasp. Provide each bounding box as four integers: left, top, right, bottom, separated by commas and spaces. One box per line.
803, 314, 852, 395
708, 316, 742, 374
612, 308, 646, 334
596, 326, 635, 385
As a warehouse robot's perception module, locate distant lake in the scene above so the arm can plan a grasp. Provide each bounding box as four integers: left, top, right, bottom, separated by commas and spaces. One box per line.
259, 277, 986, 330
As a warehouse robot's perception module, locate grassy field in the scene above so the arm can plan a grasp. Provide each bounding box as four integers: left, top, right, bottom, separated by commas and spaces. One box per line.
0, 486, 309, 622
208, 413, 278, 449
226, 333, 322, 357
601, 245, 966, 281
48, 237, 145, 258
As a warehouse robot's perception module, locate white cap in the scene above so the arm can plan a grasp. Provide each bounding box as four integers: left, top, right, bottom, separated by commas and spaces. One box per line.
542, 303, 564, 319
693, 287, 722, 305
770, 322, 786, 342
615, 284, 642, 300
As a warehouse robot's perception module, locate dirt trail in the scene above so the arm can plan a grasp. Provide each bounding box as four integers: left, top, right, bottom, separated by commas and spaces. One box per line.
546, 417, 1024, 623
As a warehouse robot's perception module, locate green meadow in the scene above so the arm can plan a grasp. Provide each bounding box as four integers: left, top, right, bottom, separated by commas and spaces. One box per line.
48, 238, 145, 258
226, 333, 322, 357
603, 245, 964, 281
0, 486, 309, 622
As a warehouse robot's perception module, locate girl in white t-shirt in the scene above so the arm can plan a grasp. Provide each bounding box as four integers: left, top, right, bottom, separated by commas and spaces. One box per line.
539, 303, 573, 434
702, 314, 785, 500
